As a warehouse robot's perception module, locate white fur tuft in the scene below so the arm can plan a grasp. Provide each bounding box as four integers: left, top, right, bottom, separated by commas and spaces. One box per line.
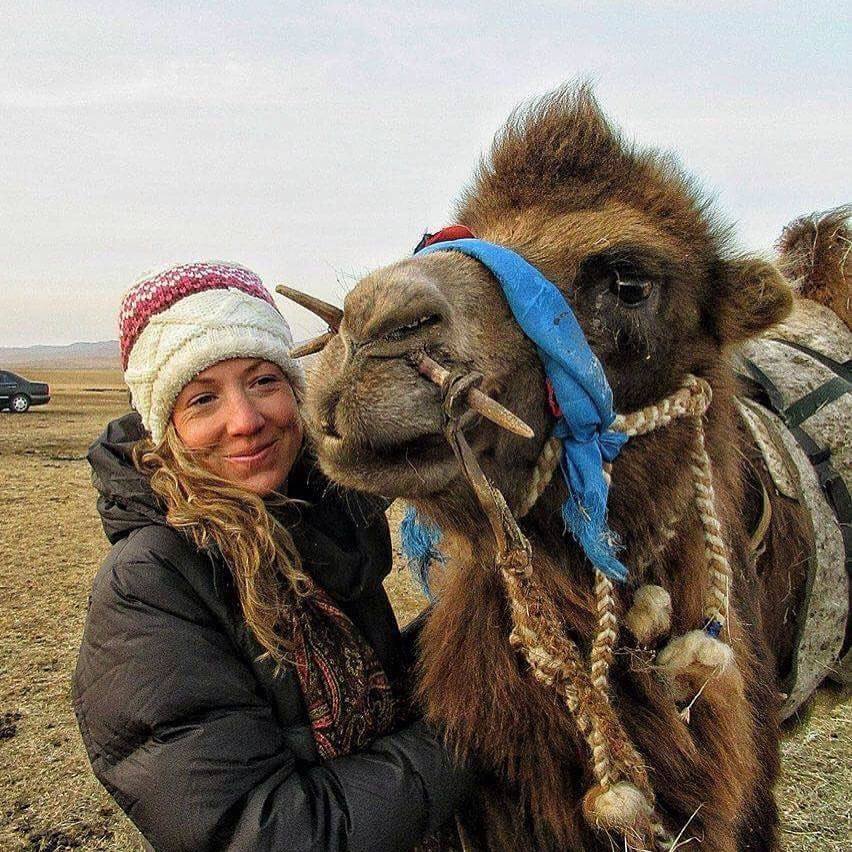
583, 781, 653, 832
625, 584, 672, 645
657, 630, 736, 702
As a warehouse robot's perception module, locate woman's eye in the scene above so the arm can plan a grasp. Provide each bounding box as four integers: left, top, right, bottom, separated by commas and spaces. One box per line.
384, 314, 441, 342
253, 375, 279, 387
190, 393, 216, 407
608, 270, 654, 305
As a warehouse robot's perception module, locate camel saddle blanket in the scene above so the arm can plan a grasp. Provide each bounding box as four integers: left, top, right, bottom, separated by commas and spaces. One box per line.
737, 298, 851, 718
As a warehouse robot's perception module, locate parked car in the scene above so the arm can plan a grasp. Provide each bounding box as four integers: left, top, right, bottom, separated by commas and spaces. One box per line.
0, 370, 50, 412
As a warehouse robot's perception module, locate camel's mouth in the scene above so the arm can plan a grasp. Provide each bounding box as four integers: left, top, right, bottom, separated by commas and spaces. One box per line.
315, 427, 449, 466
307, 401, 487, 499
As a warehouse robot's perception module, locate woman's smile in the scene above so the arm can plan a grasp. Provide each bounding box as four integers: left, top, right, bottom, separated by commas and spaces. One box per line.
225, 436, 280, 465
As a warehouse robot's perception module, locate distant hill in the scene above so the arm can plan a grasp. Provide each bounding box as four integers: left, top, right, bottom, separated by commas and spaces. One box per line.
1, 338, 316, 371
0, 340, 120, 369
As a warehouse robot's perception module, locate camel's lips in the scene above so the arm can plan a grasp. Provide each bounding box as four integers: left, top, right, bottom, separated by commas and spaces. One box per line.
310, 407, 484, 479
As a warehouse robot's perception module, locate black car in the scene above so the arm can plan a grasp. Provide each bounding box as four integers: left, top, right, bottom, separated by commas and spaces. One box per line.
0, 370, 50, 413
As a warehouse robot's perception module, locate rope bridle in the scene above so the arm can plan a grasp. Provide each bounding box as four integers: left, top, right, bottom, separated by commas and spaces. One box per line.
441, 371, 724, 848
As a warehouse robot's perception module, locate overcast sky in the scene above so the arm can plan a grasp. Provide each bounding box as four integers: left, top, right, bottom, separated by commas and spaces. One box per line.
2, 1, 849, 346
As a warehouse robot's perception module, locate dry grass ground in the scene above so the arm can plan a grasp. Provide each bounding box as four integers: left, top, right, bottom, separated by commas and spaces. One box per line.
0, 369, 848, 851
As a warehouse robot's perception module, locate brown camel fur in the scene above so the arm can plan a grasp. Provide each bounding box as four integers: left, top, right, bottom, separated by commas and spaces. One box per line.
302, 86, 814, 850
777, 205, 851, 329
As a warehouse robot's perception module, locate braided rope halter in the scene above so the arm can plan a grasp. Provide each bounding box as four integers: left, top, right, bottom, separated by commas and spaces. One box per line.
465, 373, 725, 848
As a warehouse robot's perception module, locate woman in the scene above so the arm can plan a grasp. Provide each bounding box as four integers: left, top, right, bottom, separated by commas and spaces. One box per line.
73, 262, 471, 852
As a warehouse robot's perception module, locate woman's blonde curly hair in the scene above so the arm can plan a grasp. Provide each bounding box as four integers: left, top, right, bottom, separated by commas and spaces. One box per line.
133, 424, 310, 665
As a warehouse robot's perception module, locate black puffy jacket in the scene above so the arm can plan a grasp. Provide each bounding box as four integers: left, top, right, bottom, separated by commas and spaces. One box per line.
73, 413, 471, 851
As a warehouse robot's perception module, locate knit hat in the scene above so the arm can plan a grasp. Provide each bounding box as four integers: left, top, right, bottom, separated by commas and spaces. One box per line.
120, 261, 305, 443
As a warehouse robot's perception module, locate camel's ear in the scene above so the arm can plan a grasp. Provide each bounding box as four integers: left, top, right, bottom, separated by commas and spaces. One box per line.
713, 257, 793, 344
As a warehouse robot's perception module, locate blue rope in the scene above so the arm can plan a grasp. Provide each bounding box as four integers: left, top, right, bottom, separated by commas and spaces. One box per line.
400, 505, 443, 601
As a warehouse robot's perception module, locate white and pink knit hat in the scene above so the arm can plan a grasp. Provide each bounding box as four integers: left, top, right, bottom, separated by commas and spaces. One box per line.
120, 261, 304, 443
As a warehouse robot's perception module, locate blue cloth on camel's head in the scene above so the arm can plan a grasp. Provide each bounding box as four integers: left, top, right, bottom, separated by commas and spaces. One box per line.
406, 237, 629, 583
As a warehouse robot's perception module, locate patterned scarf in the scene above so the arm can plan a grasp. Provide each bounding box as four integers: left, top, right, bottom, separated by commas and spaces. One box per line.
289, 581, 399, 759
289, 584, 461, 850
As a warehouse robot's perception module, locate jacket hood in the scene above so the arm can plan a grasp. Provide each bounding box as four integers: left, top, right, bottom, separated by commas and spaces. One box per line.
88, 413, 392, 602
88, 412, 165, 543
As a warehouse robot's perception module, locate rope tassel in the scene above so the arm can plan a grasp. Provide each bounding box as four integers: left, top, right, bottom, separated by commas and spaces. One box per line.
611, 375, 732, 641
616, 376, 741, 722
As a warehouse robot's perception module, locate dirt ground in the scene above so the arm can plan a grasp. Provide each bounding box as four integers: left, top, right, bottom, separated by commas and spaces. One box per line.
0, 369, 849, 851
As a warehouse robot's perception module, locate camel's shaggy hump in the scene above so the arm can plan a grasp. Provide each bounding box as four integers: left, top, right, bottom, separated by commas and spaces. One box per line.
777, 206, 851, 329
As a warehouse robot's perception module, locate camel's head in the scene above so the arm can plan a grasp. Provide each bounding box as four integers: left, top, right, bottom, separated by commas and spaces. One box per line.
298, 86, 792, 502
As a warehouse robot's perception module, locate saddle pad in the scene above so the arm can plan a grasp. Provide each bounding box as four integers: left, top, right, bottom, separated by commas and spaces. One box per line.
738, 398, 848, 717
738, 298, 851, 713
742, 299, 850, 493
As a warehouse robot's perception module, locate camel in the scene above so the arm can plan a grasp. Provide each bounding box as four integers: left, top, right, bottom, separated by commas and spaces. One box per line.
279, 86, 848, 850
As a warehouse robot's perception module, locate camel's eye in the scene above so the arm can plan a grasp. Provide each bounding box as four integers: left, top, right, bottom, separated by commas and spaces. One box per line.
608, 269, 654, 306
384, 313, 442, 342
577, 251, 661, 310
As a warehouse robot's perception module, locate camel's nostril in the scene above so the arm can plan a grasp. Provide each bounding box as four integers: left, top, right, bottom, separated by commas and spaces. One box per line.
319, 391, 342, 438
321, 415, 340, 439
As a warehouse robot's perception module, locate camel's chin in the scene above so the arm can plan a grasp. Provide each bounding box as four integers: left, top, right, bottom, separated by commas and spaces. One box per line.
311, 430, 460, 499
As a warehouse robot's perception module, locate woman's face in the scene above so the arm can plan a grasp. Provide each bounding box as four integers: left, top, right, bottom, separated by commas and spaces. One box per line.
171, 358, 303, 496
